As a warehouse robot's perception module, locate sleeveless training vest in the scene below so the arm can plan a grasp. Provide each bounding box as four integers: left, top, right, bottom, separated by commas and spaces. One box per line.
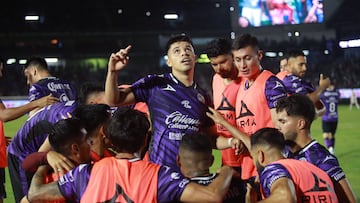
212, 74, 242, 167
235, 70, 273, 180
81, 157, 160, 203
273, 159, 338, 203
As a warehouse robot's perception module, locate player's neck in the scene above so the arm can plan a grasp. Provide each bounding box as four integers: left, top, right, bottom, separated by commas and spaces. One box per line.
185, 169, 211, 178
172, 71, 194, 87
115, 152, 139, 160
293, 131, 313, 151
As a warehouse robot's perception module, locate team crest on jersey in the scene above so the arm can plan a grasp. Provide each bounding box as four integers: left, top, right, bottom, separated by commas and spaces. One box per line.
59, 93, 70, 102
197, 93, 205, 104
181, 100, 192, 109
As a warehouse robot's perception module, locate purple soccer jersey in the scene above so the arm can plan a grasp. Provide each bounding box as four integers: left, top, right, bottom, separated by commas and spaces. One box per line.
259, 162, 292, 197
29, 77, 78, 102
286, 140, 345, 182
282, 74, 315, 95
58, 159, 189, 202
7, 101, 77, 198
131, 73, 214, 169
8, 100, 77, 159
264, 76, 288, 108
320, 88, 340, 122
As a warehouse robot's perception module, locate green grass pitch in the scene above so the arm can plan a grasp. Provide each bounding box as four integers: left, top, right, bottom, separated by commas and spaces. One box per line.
2, 105, 359, 202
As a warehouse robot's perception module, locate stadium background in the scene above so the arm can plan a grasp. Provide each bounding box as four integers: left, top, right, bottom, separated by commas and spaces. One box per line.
1, 0, 360, 202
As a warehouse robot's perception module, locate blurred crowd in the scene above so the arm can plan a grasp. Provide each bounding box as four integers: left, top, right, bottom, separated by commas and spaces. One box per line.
0, 38, 359, 97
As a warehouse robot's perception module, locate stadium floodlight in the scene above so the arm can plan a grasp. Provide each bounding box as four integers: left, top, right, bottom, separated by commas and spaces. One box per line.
339, 38, 360, 48
264, 52, 277, 57
164, 14, 178, 20
25, 15, 39, 21
348, 39, 360, 48
6, 58, 16, 65
45, 58, 58, 63
19, 59, 27, 64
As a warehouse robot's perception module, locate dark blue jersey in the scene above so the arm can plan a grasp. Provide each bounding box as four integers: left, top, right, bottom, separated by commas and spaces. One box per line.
320, 88, 340, 122
7, 101, 77, 161
282, 74, 315, 95
286, 140, 345, 182
131, 73, 214, 169
29, 77, 78, 102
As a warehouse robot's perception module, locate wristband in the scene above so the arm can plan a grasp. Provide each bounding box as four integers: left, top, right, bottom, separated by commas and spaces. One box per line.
228, 138, 234, 147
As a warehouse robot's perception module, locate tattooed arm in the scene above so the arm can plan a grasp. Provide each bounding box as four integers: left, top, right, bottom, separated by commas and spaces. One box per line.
27, 165, 66, 201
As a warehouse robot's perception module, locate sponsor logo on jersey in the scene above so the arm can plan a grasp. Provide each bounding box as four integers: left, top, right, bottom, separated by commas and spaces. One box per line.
47, 82, 71, 92
165, 111, 200, 130
161, 84, 176, 92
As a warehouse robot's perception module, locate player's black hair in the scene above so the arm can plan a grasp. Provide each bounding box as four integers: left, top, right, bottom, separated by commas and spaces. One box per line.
251, 127, 285, 151
276, 93, 315, 128
204, 38, 232, 58
24, 56, 48, 71
108, 107, 150, 153
232, 33, 259, 51
72, 104, 111, 135
179, 133, 212, 154
78, 82, 104, 105
165, 34, 194, 54
49, 118, 87, 156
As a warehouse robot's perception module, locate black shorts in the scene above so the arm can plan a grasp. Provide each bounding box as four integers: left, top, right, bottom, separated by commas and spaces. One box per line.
322, 121, 338, 135
0, 168, 6, 199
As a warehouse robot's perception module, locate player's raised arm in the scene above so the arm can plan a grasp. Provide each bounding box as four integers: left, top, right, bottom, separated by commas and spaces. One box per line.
105, 45, 136, 106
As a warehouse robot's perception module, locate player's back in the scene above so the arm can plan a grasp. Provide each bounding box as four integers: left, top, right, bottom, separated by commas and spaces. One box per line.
29, 77, 78, 102
8, 101, 77, 160
262, 159, 338, 203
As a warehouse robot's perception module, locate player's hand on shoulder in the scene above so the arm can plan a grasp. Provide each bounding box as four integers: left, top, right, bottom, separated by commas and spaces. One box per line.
35, 94, 59, 108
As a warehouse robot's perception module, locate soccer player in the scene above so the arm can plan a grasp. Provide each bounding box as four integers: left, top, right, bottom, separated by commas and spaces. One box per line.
105, 34, 235, 170
7, 100, 77, 203
349, 89, 360, 110
246, 127, 338, 203
275, 56, 289, 79
280, 50, 330, 117
77, 82, 107, 105
177, 133, 246, 203
231, 33, 287, 181
23, 56, 78, 115
21, 104, 113, 174
275, 94, 357, 203
320, 82, 340, 154
20, 118, 92, 203
204, 38, 243, 171
27, 107, 234, 203
0, 58, 58, 203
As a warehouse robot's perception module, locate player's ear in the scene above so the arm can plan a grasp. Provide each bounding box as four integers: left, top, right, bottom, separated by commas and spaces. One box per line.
257, 50, 263, 61
257, 150, 265, 164
297, 118, 306, 130
71, 143, 80, 154
166, 55, 172, 68
176, 155, 181, 167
